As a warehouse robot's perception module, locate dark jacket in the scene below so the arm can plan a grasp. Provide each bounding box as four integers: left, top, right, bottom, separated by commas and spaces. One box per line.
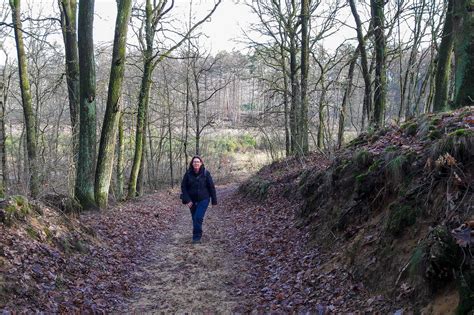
180, 166, 217, 205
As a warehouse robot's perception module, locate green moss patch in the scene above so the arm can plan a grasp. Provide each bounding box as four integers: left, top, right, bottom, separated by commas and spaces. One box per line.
1, 195, 31, 226
239, 177, 271, 201
386, 204, 421, 236
432, 128, 474, 163
401, 121, 418, 136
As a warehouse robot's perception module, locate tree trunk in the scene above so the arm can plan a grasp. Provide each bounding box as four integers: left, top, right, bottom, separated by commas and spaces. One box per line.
371, 0, 386, 128
95, 0, 132, 208
317, 83, 327, 149
75, 0, 97, 209
349, 0, 372, 128
116, 112, 124, 200
289, 25, 299, 154
10, 0, 39, 198
137, 125, 147, 196
453, 0, 474, 107
0, 65, 9, 194
167, 95, 173, 188
338, 50, 358, 149
299, 0, 309, 155
128, 58, 152, 198
433, 0, 455, 112
59, 0, 80, 156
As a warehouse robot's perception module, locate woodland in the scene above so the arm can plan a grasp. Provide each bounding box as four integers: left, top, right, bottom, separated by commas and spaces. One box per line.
0, 0, 473, 313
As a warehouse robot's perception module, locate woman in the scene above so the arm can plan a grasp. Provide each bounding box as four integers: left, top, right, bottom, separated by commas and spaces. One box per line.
180, 155, 217, 244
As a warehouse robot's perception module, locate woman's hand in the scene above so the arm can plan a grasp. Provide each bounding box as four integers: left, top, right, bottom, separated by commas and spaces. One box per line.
187, 202, 193, 208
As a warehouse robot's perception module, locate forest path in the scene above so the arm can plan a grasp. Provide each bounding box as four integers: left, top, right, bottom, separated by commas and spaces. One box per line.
128, 185, 244, 313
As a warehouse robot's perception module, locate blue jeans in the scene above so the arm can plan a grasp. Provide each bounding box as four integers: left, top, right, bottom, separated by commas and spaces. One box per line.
190, 198, 210, 241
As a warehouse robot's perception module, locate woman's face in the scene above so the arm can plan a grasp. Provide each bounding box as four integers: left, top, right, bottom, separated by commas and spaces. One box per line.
192, 158, 202, 170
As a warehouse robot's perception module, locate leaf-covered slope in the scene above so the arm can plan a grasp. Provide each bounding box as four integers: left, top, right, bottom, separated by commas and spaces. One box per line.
0, 192, 178, 312
240, 106, 473, 312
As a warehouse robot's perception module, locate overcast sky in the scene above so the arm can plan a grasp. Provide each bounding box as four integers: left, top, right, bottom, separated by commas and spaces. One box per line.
94, 0, 256, 53
0, 0, 257, 65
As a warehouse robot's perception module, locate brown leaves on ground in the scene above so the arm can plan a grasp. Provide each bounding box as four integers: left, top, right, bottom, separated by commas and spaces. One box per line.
0, 192, 179, 312
221, 180, 394, 313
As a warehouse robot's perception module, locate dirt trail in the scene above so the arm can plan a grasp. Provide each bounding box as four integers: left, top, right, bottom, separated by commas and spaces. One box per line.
128, 185, 243, 313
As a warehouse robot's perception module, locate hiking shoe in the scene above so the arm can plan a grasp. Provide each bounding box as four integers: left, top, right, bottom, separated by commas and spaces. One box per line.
192, 239, 201, 244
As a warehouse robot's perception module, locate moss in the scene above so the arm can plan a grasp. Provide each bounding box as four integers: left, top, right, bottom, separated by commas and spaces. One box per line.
43, 226, 53, 242
386, 204, 420, 236
353, 149, 373, 168
345, 237, 363, 265
401, 121, 418, 136
457, 270, 474, 315
25, 225, 39, 240
385, 154, 408, 184
368, 159, 381, 173
408, 243, 426, 278
431, 117, 442, 125
348, 134, 368, 148
432, 128, 474, 162
424, 226, 461, 284
2, 195, 30, 226
384, 145, 399, 152
448, 128, 474, 137
58, 237, 72, 253
239, 177, 271, 201
355, 173, 367, 183
427, 130, 442, 140
353, 159, 381, 186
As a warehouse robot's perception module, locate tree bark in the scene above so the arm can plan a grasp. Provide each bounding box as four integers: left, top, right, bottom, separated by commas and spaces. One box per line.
59, 0, 80, 156
299, 0, 309, 155
10, 0, 39, 198
75, 0, 97, 209
128, 58, 152, 198
116, 112, 124, 200
371, 0, 386, 128
453, 0, 474, 107
0, 63, 10, 194
95, 0, 132, 208
338, 50, 358, 149
433, 0, 455, 112
349, 0, 372, 128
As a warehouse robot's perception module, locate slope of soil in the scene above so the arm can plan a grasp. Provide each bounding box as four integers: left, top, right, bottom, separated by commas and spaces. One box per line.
238, 107, 473, 313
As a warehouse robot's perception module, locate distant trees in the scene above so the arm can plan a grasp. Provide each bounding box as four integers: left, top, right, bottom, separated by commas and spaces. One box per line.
127, 0, 221, 198
247, 0, 343, 156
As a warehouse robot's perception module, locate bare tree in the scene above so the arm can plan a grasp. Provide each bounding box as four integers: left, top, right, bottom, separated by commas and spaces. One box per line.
127, 0, 221, 198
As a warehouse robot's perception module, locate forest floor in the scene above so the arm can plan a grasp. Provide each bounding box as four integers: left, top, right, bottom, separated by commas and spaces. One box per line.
1, 180, 400, 313
3, 107, 473, 313
125, 185, 245, 313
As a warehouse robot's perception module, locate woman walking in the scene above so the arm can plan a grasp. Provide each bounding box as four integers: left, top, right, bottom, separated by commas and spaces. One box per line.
180, 155, 217, 244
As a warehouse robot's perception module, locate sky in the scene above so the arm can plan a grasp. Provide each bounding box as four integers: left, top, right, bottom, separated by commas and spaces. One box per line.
92, 0, 255, 52
0, 0, 257, 65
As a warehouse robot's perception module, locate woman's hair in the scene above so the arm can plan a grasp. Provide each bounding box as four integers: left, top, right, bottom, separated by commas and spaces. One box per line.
188, 155, 204, 170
